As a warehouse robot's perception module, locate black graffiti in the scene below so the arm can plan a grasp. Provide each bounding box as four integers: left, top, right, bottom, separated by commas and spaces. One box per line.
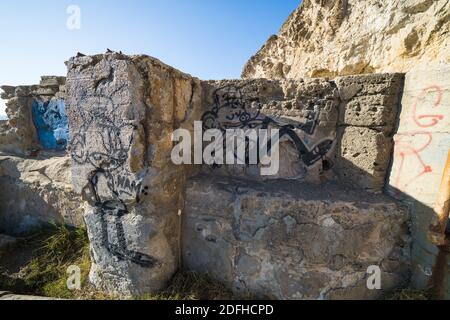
70, 98, 157, 268
201, 83, 334, 167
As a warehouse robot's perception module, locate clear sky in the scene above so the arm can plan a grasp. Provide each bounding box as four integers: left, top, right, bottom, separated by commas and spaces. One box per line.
0, 0, 299, 116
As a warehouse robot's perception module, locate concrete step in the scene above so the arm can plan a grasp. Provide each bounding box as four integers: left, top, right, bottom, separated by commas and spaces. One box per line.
182, 175, 411, 299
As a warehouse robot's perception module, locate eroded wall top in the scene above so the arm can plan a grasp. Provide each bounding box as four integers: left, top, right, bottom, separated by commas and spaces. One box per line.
0, 76, 67, 155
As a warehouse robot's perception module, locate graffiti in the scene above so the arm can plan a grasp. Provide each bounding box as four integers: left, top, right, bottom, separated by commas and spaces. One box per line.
393, 85, 445, 192
394, 132, 433, 191
70, 96, 157, 268
32, 99, 69, 150
412, 85, 444, 128
201, 83, 334, 168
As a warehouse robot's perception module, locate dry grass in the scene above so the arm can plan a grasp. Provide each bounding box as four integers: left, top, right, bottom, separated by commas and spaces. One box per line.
0, 224, 240, 300
0, 223, 93, 299
137, 271, 237, 300
384, 288, 430, 300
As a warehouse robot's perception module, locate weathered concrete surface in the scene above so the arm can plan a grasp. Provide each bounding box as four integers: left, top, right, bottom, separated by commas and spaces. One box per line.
242, 0, 450, 79
336, 74, 404, 134
199, 78, 339, 181
183, 175, 410, 300
334, 73, 404, 193
63, 54, 409, 298
0, 50, 411, 299
387, 63, 450, 294
198, 74, 403, 193
0, 76, 66, 155
66, 52, 202, 296
0, 78, 80, 235
0, 154, 84, 235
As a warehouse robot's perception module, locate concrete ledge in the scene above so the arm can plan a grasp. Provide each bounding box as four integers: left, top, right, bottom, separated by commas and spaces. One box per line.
183, 175, 411, 299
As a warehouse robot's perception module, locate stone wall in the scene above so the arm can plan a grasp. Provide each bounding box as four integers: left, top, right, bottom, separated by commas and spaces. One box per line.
0, 76, 66, 155
335, 73, 404, 192
196, 74, 404, 194
181, 73, 409, 299
66, 53, 202, 296
197, 79, 339, 181
0, 52, 416, 299
64, 53, 410, 299
0, 76, 85, 235
0, 154, 84, 235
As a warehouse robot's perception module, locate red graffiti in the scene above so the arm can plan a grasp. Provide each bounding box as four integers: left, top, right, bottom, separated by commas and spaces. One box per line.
393, 85, 444, 193
394, 132, 433, 192
412, 85, 444, 128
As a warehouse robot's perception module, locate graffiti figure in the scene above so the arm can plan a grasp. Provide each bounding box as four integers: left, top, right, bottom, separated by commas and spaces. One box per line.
70, 98, 157, 268
201, 83, 334, 167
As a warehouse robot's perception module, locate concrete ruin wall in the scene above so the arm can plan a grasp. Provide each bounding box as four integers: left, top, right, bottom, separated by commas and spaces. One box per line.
0, 77, 84, 235
0, 76, 67, 155
63, 53, 410, 298
4, 52, 448, 299
334, 74, 404, 192
183, 176, 409, 299
65, 53, 203, 295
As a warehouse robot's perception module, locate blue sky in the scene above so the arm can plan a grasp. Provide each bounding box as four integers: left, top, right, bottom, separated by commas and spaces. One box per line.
0, 0, 299, 116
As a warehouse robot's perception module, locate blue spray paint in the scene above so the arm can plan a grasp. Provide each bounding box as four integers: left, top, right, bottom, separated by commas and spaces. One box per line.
32, 99, 69, 150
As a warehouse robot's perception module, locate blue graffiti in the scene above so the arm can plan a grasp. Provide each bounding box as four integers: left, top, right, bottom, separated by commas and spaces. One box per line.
32, 99, 69, 150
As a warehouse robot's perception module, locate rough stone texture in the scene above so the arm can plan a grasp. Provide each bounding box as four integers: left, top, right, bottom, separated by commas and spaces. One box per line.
386, 63, 450, 294
0, 51, 410, 299
66, 52, 202, 296
198, 78, 339, 181
336, 73, 404, 134
63, 54, 408, 298
335, 127, 393, 193
242, 0, 450, 79
197, 74, 403, 192
0, 76, 66, 155
0, 77, 81, 236
0, 154, 84, 235
334, 73, 404, 192
183, 175, 410, 300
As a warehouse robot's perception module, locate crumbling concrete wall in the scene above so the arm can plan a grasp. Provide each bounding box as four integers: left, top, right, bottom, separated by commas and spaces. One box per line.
0, 154, 84, 235
183, 175, 410, 299
0, 76, 85, 235
196, 74, 404, 193
198, 79, 339, 181
0, 76, 66, 155
65, 53, 202, 296
0, 51, 412, 299
387, 63, 450, 295
334, 73, 404, 193
64, 53, 410, 299
182, 73, 409, 299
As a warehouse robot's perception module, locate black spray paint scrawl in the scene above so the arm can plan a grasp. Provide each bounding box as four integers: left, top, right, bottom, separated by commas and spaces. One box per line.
70, 96, 157, 268
201, 82, 334, 168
